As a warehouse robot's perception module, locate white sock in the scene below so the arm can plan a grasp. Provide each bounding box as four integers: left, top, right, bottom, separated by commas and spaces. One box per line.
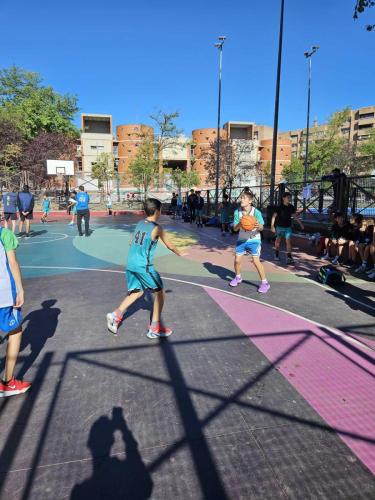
262, 279, 268, 283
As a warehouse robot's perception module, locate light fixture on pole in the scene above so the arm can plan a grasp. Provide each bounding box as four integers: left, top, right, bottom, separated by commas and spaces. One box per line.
214, 36, 226, 216
303, 45, 319, 187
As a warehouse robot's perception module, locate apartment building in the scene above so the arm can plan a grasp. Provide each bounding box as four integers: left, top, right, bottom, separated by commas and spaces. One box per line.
280, 105, 375, 158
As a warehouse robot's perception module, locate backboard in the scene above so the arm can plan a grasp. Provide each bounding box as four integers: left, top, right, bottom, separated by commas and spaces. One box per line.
46, 160, 75, 176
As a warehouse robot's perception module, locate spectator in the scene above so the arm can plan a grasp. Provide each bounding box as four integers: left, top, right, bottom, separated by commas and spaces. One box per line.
187, 189, 197, 223
176, 193, 182, 219
220, 194, 230, 236
353, 218, 374, 273
106, 193, 113, 216
195, 191, 205, 228
322, 168, 347, 214
17, 185, 34, 238
170, 193, 178, 219
2, 187, 18, 233
322, 212, 350, 265
68, 191, 77, 226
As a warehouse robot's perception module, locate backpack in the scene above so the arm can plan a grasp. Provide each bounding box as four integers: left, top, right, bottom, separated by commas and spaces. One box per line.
317, 265, 346, 287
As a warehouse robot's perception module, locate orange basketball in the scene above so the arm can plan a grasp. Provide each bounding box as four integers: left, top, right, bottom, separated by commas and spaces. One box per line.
240, 215, 257, 231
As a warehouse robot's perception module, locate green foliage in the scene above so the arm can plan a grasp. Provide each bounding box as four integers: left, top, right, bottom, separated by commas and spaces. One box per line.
171, 168, 200, 193
128, 138, 158, 195
359, 128, 375, 158
91, 153, 116, 192
353, 1, 374, 30
281, 157, 304, 183
0, 66, 79, 140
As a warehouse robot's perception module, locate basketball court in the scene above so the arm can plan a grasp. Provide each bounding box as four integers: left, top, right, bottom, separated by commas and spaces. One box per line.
0, 214, 374, 499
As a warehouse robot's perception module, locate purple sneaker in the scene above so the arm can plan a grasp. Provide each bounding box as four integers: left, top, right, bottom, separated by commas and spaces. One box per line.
258, 281, 270, 294
229, 276, 242, 287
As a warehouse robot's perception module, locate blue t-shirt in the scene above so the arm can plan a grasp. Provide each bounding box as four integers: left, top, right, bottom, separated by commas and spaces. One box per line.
234, 206, 264, 241
127, 220, 159, 272
2, 192, 18, 213
76, 192, 90, 210
18, 192, 34, 212
43, 199, 51, 211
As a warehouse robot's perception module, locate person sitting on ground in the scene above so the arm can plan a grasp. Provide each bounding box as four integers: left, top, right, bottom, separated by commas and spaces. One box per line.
365, 227, 375, 280
271, 192, 304, 265
220, 194, 231, 236
2, 188, 18, 233
354, 218, 374, 274
322, 212, 350, 265
194, 191, 205, 228
347, 214, 365, 269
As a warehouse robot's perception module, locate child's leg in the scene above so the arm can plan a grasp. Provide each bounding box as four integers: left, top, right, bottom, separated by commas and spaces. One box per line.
234, 255, 242, 276
358, 243, 366, 262
252, 256, 267, 281
3, 329, 22, 382
18, 219, 24, 234
117, 291, 144, 316
151, 290, 164, 324
11, 219, 16, 233
275, 237, 282, 252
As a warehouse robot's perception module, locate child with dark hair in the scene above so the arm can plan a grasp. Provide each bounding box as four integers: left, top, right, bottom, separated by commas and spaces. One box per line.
354, 218, 374, 273
106, 198, 184, 338
322, 212, 350, 265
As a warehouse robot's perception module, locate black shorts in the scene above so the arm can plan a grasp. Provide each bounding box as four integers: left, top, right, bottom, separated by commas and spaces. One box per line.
4, 212, 17, 221
20, 212, 33, 221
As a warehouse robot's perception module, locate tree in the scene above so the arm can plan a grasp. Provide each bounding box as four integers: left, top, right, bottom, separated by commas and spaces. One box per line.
128, 138, 158, 197
0, 144, 22, 189
91, 153, 116, 196
205, 138, 257, 192
0, 112, 23, 155
0, 66, 79, 140
149, 110, 183, 182
354, 0, 375, 30
281, 157, 304, 183
21, 132, 77, 188
170, 168, 200, 195
359, 128, 375, 159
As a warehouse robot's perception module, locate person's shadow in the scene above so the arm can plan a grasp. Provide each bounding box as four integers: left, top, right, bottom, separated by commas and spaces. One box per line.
17, 300, 61, 378
71, 407, 153, 500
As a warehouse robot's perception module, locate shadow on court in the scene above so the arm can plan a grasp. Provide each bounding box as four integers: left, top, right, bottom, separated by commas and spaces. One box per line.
70, 408, 153, 500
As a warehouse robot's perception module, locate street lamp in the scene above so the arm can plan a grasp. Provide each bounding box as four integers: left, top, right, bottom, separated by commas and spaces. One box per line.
269, 0, 285, 206
303, 45, 319, 186
214, 36, 226, 216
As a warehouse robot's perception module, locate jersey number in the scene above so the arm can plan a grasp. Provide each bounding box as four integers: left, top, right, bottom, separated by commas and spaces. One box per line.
134, 231, 146, 246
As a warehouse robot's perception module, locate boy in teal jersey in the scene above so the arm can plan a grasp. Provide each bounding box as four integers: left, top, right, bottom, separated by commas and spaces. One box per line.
229, 191, 270, 293
41, 195, 51, 223
107, 198, 183, 338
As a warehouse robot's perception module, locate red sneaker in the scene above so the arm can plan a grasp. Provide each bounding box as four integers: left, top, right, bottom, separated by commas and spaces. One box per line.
0, 377, 31, 398
147, 324, 173, 339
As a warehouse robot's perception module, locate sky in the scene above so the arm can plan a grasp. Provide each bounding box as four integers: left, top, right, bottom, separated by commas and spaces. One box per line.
1, 0, 374, 135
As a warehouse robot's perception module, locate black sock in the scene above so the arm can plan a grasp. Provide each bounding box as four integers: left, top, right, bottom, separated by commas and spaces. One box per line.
287, 253, 292, 258
275, 250, 279, 257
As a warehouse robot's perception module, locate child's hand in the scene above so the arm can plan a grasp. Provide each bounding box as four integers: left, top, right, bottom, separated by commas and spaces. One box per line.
15, 289, 24, 308
271, 226, 275, 233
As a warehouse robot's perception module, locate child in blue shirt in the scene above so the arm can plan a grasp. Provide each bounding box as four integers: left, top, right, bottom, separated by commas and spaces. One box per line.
107, 198, 184, 338
41, 195, 51, 223
229, 191, 270, 293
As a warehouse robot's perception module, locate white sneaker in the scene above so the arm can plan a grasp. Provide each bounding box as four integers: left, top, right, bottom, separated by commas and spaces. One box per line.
368, 271, 375, 280
322, 254, 330, 261
106, 312, 120, 335
366, 268, 375, 275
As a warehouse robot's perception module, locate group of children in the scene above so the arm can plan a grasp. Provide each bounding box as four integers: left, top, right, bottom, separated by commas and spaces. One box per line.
1, 186, 35, 237
322, 212, 375, 279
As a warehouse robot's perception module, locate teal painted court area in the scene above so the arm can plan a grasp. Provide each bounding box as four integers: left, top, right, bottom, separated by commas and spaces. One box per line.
1, 215, 374, 499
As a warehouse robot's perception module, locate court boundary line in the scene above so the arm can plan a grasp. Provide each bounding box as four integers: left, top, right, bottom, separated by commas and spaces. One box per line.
20, 265, 373, 352
20, 233, 69, 245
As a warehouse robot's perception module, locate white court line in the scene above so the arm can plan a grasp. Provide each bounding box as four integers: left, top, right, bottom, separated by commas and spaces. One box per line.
20, 265, 374, 352
20, 233, 69, 245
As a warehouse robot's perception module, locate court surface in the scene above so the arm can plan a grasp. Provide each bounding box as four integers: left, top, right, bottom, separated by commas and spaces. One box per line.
0, 214, 374, 500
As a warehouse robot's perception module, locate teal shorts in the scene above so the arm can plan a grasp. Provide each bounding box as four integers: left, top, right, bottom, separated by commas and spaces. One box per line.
276, 226, 293, 240
126, 269, 163, 294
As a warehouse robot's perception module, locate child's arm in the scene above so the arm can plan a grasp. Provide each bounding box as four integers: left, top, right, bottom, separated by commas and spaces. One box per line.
292, 213, 304, 230
7, 250, 24, 308
156, 226, 184, 256
270, 212, 278, 232
233, 210, 241, 232
255, 210, 264, 232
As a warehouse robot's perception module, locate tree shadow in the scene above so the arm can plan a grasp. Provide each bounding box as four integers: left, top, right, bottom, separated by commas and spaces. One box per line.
17, 300, 61, 378
70, 407, 153, 500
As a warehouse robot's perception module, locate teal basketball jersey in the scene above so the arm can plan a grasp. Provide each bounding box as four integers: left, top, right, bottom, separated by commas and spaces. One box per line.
127, 220, 159, 272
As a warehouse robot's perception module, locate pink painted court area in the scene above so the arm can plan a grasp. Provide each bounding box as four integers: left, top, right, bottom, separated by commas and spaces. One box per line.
207, 288, 375, 475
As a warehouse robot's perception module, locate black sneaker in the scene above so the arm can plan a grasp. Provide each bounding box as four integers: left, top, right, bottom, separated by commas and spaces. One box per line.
79, 233, 83, 237
287, 257, 295, 265
24, 233, 30, 239
274, 254, 280, 262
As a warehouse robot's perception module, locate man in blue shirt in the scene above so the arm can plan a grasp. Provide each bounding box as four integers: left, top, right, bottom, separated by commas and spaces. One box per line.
17, 185, 34, 238
76, 185, 90, 237
2, 188, 18, 233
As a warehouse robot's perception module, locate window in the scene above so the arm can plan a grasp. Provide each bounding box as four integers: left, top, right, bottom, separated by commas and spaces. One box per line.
359, 112, 374, 119
358, 124, 373, 130
90, 145, 104, 151
341, 128, 350, 134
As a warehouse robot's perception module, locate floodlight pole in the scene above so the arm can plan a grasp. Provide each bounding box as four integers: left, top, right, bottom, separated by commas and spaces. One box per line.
270, 0, 285, 206
214, 36, 226, 216
303, 46, 319, 186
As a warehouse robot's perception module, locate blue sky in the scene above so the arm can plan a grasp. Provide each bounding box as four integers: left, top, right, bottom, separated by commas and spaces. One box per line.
1, 0, 374, 135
